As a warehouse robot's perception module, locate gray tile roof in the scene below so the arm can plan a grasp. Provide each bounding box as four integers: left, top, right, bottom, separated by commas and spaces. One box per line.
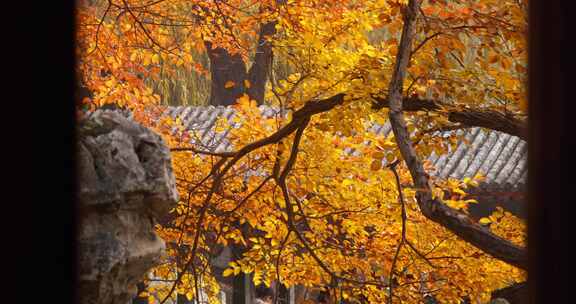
161, 105, 283, 153
159, 105, 527, 218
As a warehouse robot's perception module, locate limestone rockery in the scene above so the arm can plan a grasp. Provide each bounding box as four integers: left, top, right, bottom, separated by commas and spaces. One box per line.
77, 109, 178, 304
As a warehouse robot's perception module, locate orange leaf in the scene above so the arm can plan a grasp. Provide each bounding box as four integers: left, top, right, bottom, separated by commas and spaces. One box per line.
370, 160, 382, 171
225, 81, 235, 89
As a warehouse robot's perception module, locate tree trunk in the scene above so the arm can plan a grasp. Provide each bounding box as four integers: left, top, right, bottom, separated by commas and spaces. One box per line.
276, 283, 289, 304
231, 242, 248, 304
177, 294, 193, 304
247, 20, 277, 104
205, 10, 277, 106
205, 41, 249, 106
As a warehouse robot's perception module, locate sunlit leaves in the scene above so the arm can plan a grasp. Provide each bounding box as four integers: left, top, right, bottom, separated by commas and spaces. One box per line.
77, 0, 528, 303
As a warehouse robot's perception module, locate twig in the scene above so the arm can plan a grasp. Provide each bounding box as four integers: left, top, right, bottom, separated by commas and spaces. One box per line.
387, 161, 407, 304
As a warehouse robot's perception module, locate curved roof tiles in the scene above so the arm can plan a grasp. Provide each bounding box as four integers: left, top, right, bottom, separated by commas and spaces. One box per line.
159, 105, 527, 217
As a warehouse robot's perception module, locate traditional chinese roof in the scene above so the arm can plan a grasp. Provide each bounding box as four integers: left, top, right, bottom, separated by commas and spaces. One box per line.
159, 105, 527, 218
161, 104, 281, 153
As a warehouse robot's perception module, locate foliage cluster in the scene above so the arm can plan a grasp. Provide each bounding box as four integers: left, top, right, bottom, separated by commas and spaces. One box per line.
76, 0, 528, 303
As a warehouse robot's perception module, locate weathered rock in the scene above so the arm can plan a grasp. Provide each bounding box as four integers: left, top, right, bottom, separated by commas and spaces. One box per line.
78, 110, 178, 304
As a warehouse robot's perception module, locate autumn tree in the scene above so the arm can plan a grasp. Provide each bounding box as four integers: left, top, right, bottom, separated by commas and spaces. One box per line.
77, 0, 528, 303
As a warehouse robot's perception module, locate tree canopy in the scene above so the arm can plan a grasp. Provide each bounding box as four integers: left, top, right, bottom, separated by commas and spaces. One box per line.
76, 0, 528, 303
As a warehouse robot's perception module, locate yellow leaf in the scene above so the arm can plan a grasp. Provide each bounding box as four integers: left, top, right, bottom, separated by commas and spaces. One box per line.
236, 94, 256, 109
453, 188, 466, 196
223, 268, 235, 277
105, 79, 116, 88
342, 179, 353, 186
225, 81, 235, 89
152, 54, 160, 64
479, 217, 492, 225
244, 79, 251, 88
143, 54, 151, 66
287, 73, 300, 82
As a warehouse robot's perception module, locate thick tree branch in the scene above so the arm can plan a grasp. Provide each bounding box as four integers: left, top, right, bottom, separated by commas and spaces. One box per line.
170, 147, 236, 157
385, 0, 527, 270
491, 282, 527, 304
447, 107, 526, 140
373, 96, 527, 140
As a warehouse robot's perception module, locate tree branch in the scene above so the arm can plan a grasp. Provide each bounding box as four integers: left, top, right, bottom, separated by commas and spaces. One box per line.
372, 96, 527, 140
491, 282, 527, 303
384, 0, 527, 270
387, 162, 407, 304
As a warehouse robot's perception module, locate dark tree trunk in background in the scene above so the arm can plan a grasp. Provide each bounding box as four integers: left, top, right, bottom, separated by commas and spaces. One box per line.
205, 41, 249, 106
177, 294, 193, 304
246, 20, 277, 105
168, 242, 194, 304
230, 241, 249, 304
232, 273, 246, 304
276, 283, 289, 304
205, 6, 278, 106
